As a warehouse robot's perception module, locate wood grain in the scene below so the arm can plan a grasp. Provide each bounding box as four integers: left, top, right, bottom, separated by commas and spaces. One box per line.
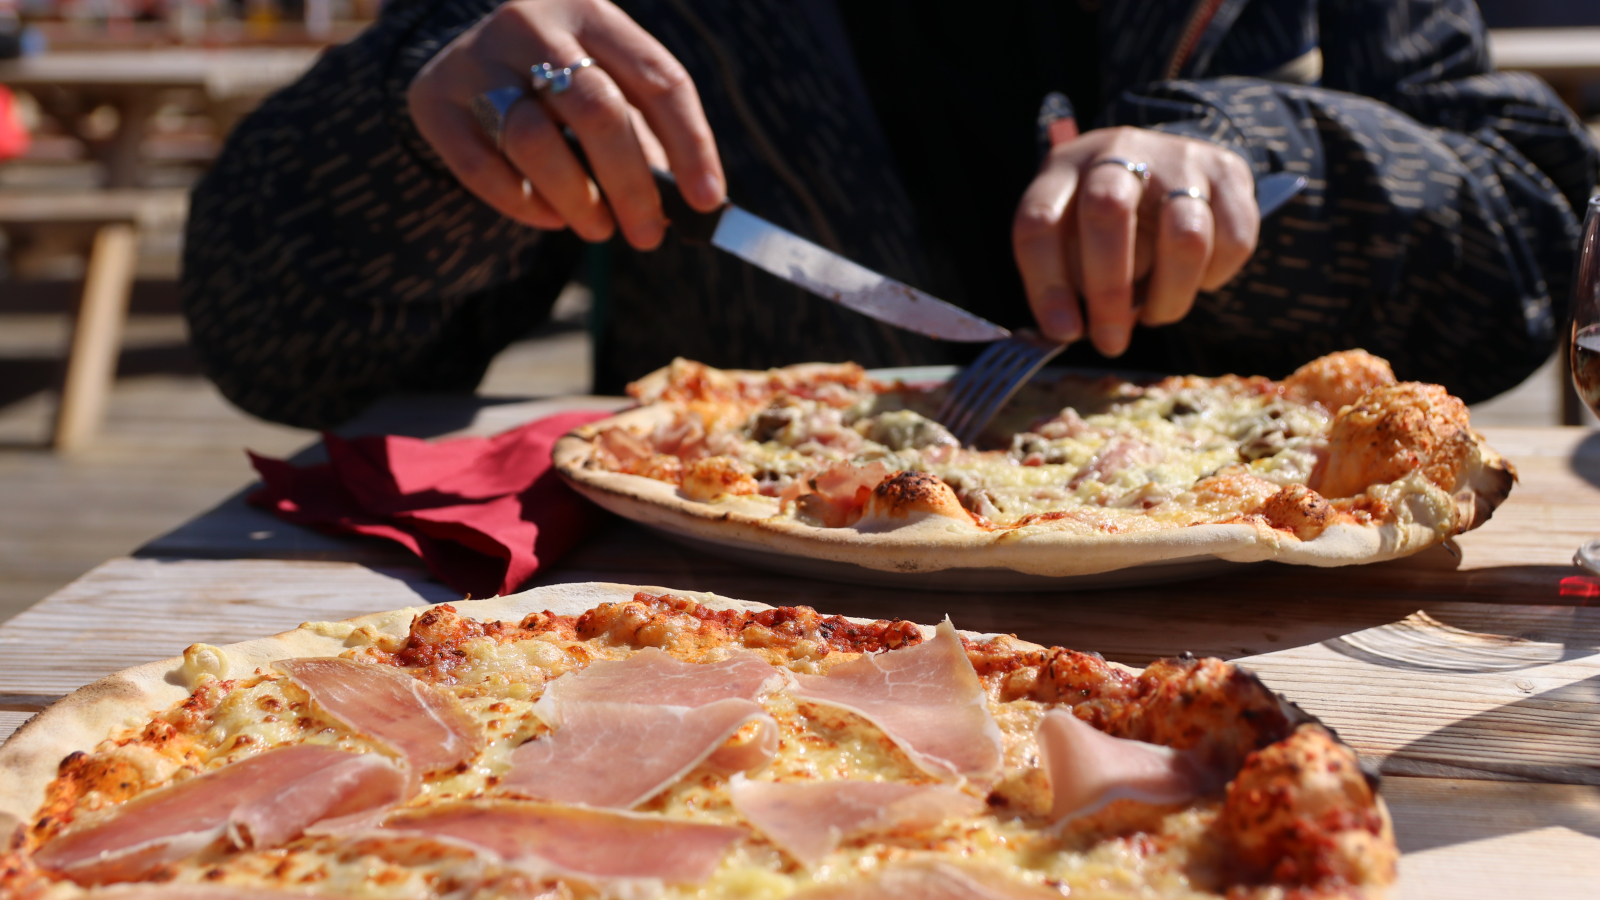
1238, 608, 1600, 785
1386, 776, 1600, 900
0, 558, 457, 696
0, 712, 35, 746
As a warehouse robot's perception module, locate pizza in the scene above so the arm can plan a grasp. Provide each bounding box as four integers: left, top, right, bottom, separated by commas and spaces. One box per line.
554, 350, 1515, 578
0, 583, 1395, 899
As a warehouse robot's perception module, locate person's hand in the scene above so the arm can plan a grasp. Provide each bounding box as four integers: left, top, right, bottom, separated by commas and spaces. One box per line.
1012, 126, 1259, 356
408, 0, 724, 250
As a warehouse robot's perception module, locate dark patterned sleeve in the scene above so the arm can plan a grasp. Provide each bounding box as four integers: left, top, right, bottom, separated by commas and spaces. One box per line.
1102, 0, 1595, 403
181, 0, 584, 429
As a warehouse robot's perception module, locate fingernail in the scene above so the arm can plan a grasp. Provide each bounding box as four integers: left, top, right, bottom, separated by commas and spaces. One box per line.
1038, 289, 1081, 342
694, 172, 724, 208
1092, 324, 1128, 357
631, 218, 666, 250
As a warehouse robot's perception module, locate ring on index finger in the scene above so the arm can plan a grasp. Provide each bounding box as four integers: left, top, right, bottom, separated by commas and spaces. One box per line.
531, 57, 596, 95
1087, 156, 1151, 185
469, 85, 529, 151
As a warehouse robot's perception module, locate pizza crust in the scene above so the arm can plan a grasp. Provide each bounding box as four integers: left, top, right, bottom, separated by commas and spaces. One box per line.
553, 365, 1515, 579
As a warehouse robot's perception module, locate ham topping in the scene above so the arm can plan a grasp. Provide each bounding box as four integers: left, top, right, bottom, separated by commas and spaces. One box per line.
275, 657, 484, 778
1068, 437, 1165, 489
789, 861, 1063, 899
507, 648, 784, 807
790, 620, 1002, 784
730, 776, 983, 865
1036, 709, 1206, 822
780, 460, 896, 527
379, 800, 745, 885
35, 744, 405, 885
505, 699, 777, 808
532, 647, 781, 719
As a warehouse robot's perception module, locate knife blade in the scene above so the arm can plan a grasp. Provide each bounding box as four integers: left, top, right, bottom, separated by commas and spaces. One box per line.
707, 206, 1011, 342
560, 132, 1008, 342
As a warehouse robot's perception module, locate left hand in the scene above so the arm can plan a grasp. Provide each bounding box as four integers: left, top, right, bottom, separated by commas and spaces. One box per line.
1012, 126, 1259, 356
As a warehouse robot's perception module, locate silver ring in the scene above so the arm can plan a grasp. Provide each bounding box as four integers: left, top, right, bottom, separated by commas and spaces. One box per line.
531, 57, 595, 95
1088, 156, 1150, 184
1165, 186, 1210, 204
469, 85, 527, 150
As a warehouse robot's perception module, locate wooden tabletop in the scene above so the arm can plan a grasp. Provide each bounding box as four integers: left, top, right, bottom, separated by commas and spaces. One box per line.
0, 48, 323, 99
3, 394, 1599, 899
1490, 27, 1600, 80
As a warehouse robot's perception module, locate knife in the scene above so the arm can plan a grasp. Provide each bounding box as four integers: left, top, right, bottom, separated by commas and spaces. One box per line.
560, 132, 1008, 342
646, 168, 1011, 342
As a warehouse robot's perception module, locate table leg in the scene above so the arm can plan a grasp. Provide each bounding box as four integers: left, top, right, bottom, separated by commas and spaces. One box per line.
100, 92, 158, 188
53, 222, 139, 452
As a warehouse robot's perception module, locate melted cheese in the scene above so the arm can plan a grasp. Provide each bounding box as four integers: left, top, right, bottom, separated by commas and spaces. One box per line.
709, 377, 1331, 528
31, 631, 1232, 899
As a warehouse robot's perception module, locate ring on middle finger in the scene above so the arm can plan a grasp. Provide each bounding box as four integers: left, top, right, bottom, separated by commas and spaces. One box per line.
531, 57, 596, 95
1164, 186, 1211, 205
1088, 156, 1151, 185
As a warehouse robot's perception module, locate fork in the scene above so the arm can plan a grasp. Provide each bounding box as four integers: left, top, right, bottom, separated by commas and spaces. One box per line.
935, 331, 1067, 446
935, 171, 1308, 446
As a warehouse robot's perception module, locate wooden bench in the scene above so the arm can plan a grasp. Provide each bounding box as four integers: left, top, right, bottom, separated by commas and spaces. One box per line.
0, 189, 188, 451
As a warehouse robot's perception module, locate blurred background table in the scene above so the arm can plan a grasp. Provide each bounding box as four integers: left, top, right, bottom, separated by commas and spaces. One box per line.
0, 47, 320, 187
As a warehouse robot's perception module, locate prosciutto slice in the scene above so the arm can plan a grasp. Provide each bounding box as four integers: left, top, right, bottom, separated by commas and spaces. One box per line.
533, 647, 781, 723
790, 861, 1063, 899
1036, 709, 1205, 821
380, 800, 745, 885
779, 460, 895, 527
35, 744, 405, 885
791, 620, 1002, 784
276, 657, 484, 777
731, 776, 983, 865
506, 698, 776, 808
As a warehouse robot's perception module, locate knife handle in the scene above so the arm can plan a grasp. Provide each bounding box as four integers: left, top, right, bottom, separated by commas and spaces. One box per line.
561, 129, 723, 244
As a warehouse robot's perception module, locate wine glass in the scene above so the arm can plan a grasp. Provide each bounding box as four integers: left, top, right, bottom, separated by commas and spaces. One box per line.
1569, 195, 1600, 572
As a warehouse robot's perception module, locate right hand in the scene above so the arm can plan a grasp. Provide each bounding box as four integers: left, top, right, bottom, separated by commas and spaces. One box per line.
408, 0, 725, 249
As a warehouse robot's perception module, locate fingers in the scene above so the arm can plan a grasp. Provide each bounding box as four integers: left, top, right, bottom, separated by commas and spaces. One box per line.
410, 0, 722, 248
1075, 161, 1144, 356
476, 10, 666, 248
412, 98, 564, 230
1202, 151, 1258, 291
575, 0, 724, 210
1142, 191, 1213, 326
501, 95, 615, 241
537, 63, 668, 248
1013, 150, 1083, 343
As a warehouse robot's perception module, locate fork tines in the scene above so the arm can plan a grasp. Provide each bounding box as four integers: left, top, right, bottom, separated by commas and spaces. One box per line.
936, 333, 1067, 446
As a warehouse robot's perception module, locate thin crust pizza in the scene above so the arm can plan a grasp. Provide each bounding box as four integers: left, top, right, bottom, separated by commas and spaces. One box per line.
554, 350, 1515, 577
0, 584, 1395, 899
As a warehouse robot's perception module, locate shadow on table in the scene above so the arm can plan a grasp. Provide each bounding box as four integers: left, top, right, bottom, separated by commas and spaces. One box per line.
1386, 673, 1600, 854
1392, 673, 1600, 791
1569, 429, 1600, 488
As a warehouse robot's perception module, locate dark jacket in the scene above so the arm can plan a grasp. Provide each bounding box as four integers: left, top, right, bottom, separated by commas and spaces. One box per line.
182, 0, 1596, 428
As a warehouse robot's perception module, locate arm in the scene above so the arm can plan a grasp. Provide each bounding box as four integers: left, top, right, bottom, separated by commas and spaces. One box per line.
182, 0, 583, 429
1102, 0, 1593, 402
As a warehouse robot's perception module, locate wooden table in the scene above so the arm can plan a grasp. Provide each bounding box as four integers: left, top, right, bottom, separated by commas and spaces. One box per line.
3, 396, 1599, 899
0, 48, 321, 186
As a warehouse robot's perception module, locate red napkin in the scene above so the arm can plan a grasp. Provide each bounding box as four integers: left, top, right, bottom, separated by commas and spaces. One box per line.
248, 410, 612, 598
